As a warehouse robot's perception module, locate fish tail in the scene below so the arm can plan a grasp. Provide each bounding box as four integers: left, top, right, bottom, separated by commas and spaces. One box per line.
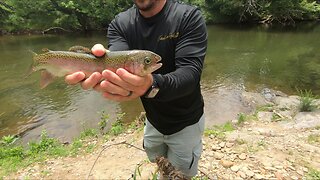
26, 50, 39, 78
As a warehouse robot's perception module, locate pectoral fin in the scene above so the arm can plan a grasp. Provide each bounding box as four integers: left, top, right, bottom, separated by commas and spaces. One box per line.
40, 70, 55, 88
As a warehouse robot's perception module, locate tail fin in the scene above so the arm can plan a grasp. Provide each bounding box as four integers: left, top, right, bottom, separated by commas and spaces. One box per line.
26, 50, 38, 77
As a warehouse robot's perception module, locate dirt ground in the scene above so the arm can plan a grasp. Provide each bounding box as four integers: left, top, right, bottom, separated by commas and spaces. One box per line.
5, 114, 320, 179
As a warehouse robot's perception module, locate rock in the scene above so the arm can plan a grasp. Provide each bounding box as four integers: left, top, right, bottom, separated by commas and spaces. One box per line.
237, 171, 247, 179
261, 88, 276, 102
275, 165, 284, 170
219, 142, 226, 148
212, 145, 221, 151
287, 166, 295, 171
219, 159, 234, 168
226, 142, 234, 148
242, 91, 269, 108
231, 165, 240, 172
292, 112, 320, 129
254, 174, 265, 180
244, 170, 255, 177
214, 152, 224, 160
257, 112, 273, 122
297, 170, 304, 176
275, 171, 284, 180
273, 96, 300, 110
238, 153, 247, 160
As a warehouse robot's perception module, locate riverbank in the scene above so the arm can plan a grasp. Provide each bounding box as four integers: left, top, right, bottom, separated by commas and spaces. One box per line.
2, 90, 320, 179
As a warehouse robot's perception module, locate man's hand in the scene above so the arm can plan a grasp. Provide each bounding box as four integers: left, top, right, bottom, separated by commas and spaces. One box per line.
96, 68, 153, 101
64, 44, 153, 101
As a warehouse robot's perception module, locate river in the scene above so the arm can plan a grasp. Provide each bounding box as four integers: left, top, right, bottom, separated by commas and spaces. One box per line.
0, 24, 319, 143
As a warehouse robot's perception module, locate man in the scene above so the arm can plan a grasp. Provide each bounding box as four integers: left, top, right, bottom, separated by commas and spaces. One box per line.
65, 0, 207, 178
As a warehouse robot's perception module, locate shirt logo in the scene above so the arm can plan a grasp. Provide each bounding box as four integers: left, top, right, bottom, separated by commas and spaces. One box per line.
158, 32, 180, 41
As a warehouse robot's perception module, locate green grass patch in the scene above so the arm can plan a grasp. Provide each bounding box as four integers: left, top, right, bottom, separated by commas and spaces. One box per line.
297, 89, 318, 112
0, 128, 100, 177
237, 113, 246, 125
307, 168, 320, 179
256, 104, 274, 112
0, 131, 69, 177
204, 122, 235, 140
0, 111, 145, 178
307, 134, 320, 144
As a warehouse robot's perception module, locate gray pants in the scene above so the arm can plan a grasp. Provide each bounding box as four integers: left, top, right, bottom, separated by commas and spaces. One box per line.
143, 115, 205, 177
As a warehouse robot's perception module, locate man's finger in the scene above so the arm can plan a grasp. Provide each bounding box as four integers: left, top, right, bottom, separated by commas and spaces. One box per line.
91, 44, 106, 57
102, 92, 134, 102
65, 72, 86, 85
81, 72, 102, 90
100, 80, 131, 96
116, 68, 150, 86
102, 70, 135, 91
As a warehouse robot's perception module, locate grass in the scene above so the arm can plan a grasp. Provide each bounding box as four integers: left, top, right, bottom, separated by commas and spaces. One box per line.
204, 121, 235, 140
0, 111, 139, 177
307, 168, 320, 179
0, 131, 70, 177
297, 89, 318, 112
237, 113, 246, 125
307, 134, 320, 144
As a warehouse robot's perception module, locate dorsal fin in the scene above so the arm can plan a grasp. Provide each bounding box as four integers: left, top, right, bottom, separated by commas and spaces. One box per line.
42, 48, 51, 53
68, 46, 92, 54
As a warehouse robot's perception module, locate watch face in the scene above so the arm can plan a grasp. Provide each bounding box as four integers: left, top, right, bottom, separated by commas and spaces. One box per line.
147, 88, 159, 98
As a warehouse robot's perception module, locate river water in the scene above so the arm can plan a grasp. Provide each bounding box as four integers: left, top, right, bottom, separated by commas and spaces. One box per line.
0, 24, 319, 143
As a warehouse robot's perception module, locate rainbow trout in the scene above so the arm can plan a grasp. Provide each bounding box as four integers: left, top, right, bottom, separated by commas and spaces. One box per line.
29, 46, 162, 88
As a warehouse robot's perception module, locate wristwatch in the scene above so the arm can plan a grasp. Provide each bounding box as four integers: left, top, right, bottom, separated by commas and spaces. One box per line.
144, 79, 160, 98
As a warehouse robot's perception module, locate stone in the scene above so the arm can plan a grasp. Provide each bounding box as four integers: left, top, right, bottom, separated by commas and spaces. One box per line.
237, 171, 247, 179
219, 159, 234, 168
226, 142, 234, 148
275, 165, 284, 170
245, 170, 255, 177
219, 142, 226, 148
297, 170, 304, 176
293, 112, 320, 129
212, 145, 221, 151
257, 112, 273, 122
254, 174, 265, 180
214, 152, 225, 160
231, 165, 240, 172
238, 153, 247, 160
275, 171, 284, 180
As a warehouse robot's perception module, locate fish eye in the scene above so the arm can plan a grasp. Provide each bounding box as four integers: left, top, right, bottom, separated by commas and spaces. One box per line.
144, 57, 151, 65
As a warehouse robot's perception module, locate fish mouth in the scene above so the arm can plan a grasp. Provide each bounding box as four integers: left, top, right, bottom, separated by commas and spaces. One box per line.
152, 63, 163, 72
153, 54, 162, 72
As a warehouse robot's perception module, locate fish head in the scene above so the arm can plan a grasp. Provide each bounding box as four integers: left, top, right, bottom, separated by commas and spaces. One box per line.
125, 50, 162, 76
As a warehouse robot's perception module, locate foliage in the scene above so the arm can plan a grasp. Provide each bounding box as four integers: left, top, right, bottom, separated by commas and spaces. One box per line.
109, 113, 126, 136
2, 0, 132, 32
99, 111, 109, 133
237, 113, 247, 125
307, 134, 320, 144
307, 168, 320, 179
0, 135, 18, 146
1, 0, 320, 33
0, 128, 101, 176
297, 89, 318, 112
204, 0, 320, 24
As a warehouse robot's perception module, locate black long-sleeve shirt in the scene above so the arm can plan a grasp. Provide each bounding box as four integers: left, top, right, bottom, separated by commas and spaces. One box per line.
107, 0, 208, 135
